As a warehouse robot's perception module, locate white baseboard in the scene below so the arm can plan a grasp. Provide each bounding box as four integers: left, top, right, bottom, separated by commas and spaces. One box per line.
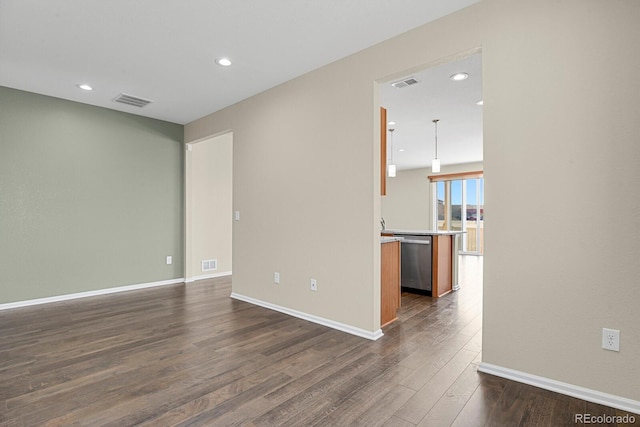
230, 292, 384, 341
0, 278, 185, 311
478, 363, 640, 415
185, 271, 232, 283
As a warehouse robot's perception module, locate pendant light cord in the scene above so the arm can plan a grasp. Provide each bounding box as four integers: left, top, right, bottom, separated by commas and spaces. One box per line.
433, 119, 439, 159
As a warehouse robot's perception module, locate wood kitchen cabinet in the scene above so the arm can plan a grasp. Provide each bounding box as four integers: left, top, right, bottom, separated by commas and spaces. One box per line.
381, 239, 400, 327
431, 234, 453, 298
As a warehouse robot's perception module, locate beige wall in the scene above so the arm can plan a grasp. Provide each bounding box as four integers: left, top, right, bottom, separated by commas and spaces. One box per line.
186, 134, 233, 280
382, 162, 483, 230
186, 0, 640, 402
481, 0, 640, 402
382, 168, 431, 230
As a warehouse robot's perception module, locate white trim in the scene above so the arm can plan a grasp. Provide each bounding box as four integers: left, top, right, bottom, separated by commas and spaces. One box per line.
185, 271, 232, 283
478, 363, 640, 415
230, 292, 384, 341
0, 278, 185, 311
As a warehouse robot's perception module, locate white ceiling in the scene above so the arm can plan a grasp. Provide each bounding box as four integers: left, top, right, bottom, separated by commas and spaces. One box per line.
380, 52, 483, 171
0, 0, 478, 125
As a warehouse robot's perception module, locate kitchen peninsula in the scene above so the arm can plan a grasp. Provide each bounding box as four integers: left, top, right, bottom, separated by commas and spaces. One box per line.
382, 230, 464, 298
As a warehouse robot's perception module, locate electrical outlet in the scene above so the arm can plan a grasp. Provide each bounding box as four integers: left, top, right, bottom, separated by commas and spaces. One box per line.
234, 211, 240, 221
602, 328, 620, 352
274, 272, 280, 284
310, 279, 317, 291
166, 255, 172, 265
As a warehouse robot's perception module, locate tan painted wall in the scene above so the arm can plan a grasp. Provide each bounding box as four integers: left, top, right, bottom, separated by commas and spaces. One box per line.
382, 168, 431, 230
187, 134, 233, 279
481, 0, 640, 401
186, 0, 640, 401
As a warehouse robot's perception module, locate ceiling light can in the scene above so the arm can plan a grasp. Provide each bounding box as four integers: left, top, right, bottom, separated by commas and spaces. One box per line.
450, 72, 469, 81
77, 83, 93, 91
216, 57, 232, 67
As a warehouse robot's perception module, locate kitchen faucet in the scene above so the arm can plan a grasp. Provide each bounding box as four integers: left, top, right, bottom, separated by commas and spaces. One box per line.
380, 217, 386, 231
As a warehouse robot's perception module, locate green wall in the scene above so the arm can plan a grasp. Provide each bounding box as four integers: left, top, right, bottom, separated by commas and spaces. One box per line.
0, 86, 184, 304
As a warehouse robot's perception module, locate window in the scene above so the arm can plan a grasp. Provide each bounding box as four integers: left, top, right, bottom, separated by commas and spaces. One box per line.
430, 171, 484, 254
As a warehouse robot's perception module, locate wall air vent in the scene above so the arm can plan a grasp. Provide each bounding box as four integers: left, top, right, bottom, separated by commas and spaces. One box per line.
390, 77, 419, 89
201, 259, 217, 272
113, 93, 153, 108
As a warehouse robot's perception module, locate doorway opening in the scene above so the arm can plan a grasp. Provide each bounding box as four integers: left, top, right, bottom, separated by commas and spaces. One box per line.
184, 132, 233, 283
378, 49, 484, 302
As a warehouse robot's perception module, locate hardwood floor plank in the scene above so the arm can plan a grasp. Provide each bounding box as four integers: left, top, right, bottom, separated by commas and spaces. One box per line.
394, 348, 479, 424
451, 383, 506, 427
278, 356, 408, 427
0, 260, 633, 426
253, 352, 380, 426
308, 363, 414, 426
121, 372, 292, 427
417, 362, 484, 426
519, 393, 565, 427
339, 384, 416, 427
485, 380, 530, 427
382, 415, 418, 427
399, 333, 475, 391
261, 344, 373, 405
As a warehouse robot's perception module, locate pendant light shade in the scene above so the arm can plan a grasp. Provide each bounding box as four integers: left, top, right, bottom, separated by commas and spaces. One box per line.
432, 119, 440, 173
431, 158, 441, 173
388, 128, 396, 177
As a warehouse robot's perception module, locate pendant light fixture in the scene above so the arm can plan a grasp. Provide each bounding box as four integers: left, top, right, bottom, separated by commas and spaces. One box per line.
388, 128, 396, 177
431, 119, 441, 173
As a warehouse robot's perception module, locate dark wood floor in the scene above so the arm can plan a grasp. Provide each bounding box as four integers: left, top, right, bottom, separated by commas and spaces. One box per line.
1, 256, 637, 426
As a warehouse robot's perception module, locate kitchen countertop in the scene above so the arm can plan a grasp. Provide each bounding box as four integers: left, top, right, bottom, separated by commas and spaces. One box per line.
380, 236, 402, 243
382, 229, 466, 236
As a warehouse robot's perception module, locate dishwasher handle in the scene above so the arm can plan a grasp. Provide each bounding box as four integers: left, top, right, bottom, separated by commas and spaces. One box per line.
401, 239, 431, 245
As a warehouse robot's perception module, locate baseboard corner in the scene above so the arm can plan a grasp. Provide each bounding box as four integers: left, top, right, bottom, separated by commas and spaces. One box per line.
230, 292, 383, 341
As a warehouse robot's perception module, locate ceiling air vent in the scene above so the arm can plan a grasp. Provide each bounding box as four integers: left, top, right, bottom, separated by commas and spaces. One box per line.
113, 93, 153, 108
391, 77, 419, 89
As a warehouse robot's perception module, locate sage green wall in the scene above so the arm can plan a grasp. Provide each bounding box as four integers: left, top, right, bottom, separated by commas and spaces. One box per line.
0, 86, 184, 304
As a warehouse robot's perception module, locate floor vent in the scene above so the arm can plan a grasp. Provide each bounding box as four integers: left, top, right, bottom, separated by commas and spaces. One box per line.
201, 259, 217, 272
113, 93, 153, 108
391, 77, 419, 89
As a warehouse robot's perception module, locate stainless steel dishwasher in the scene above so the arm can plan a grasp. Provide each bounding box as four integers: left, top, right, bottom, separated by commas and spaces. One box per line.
400, 235, 432, 294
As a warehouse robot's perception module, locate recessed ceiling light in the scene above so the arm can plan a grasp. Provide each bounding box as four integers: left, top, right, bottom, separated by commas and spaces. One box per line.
398, 148, 405, 152
450, 72, 469, 81
388, 121, 396, 126
216, 57, 232, 67
476, 100, 484, 106
77, 83, 93, 91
